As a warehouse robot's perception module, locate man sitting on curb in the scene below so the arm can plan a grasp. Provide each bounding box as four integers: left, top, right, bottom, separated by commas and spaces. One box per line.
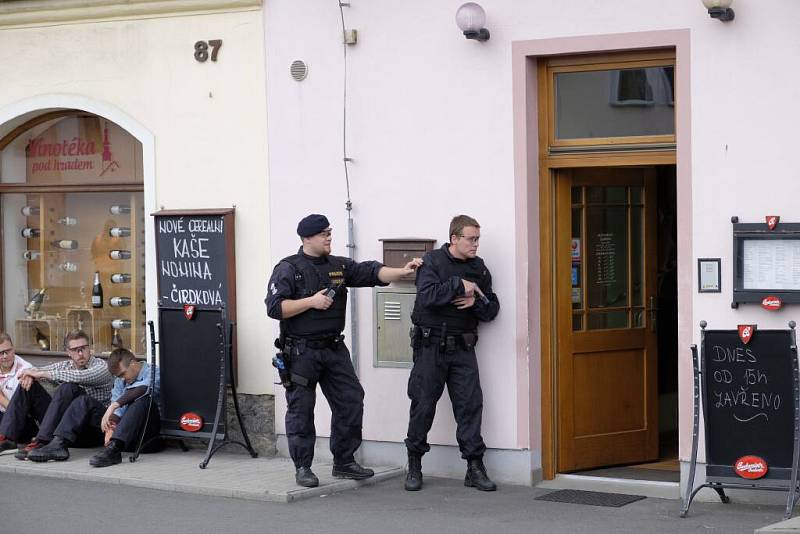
0, 333, 33, 449
0, 330, 113, 459
29, 348, 162, 466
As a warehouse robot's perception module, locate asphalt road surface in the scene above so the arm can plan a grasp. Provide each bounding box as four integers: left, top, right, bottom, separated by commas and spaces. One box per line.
0, 472, 783, 534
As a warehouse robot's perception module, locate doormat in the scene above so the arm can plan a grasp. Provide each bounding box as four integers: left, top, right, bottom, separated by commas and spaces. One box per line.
535, 489, 646, 508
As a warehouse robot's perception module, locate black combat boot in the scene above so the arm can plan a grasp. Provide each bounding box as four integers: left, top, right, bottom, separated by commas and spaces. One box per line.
332, 461, 374, 480
464, 458, 497, 491
295, 466, 319, 487
89, 439, 124, 467
404, 452, 423, 491
28, 436, 71, 462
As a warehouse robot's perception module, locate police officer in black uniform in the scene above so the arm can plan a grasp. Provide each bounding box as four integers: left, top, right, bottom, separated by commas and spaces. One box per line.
266, 214, 422, 488
404, 215, 500, 492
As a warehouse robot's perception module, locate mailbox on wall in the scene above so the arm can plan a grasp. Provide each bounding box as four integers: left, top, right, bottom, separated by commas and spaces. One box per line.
379, 238, 436, 282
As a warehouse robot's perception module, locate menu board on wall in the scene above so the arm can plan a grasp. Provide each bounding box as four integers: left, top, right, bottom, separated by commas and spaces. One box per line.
732, 221, 800, 306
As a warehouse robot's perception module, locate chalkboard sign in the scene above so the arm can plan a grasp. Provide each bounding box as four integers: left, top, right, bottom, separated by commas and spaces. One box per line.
703, 329, 796, 478
682, 323, 800, 520
152, 209, 236, 317
158, 307, 227, 440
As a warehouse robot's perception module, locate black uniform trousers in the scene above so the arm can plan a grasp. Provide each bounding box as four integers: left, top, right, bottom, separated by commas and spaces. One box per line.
55, 394, 162, 452
0, 382, 87, 443
405, 342, 487, 460
285, 342, 364, 469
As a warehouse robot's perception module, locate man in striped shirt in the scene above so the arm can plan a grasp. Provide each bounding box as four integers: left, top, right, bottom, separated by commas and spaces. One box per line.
0, 329, 113, 460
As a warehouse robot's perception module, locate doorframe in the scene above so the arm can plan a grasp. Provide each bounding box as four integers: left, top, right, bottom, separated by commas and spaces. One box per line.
511, 30, 692, 481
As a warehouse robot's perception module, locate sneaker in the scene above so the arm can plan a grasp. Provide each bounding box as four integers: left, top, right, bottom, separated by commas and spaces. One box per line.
15, 439, 42, 461
88, 439, 123, 468
0, 435, 15, 452
28, 436, 70, 463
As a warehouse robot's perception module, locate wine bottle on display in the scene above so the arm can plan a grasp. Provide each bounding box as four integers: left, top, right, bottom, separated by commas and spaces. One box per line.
111, 328, 123, 349
109, 227, 131, 238
57, 217, 78, 226
21, 228, 40, 238
59, 262, 78, 273
21, 206, 40, 216
34, 327, 49, 351
110, 273, 132, 284
92, 272, 103, 309
109, 296, 131, 307
23, 250, 41, 261
109, 250, 131, 260
111, 319, 131, 329
25, 288, 47, 315
109, 205, 131, 215
52, 240, 79, 250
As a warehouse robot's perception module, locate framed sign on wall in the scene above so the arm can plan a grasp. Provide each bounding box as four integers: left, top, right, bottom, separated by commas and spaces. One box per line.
732, 217, 800, 308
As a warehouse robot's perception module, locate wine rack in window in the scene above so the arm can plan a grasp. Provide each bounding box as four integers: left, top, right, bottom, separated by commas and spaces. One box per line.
16, 191, 146, 355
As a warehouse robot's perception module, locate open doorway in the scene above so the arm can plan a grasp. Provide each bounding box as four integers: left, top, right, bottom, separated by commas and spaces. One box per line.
554, 165, 678, 482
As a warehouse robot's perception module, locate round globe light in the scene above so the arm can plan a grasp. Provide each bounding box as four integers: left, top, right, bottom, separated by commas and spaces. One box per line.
456, 2, 486, 33
701, 0, 733, 9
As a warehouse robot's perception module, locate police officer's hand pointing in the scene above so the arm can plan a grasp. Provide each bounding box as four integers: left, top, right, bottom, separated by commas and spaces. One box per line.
309, 288, 334, 310
401, 257, 424, 275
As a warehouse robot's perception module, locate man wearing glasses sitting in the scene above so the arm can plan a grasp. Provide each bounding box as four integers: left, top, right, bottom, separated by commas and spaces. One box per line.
0, 330, 113, 460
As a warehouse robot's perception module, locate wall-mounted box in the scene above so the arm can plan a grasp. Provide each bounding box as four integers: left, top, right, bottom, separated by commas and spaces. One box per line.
373, 287, 416, 368
379, 238, 436, 282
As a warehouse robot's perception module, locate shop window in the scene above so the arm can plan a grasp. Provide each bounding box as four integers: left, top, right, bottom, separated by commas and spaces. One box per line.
0, 114, 145, 355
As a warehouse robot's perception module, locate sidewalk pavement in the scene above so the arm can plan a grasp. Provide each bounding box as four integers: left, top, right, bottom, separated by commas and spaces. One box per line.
0, 446, 402, 503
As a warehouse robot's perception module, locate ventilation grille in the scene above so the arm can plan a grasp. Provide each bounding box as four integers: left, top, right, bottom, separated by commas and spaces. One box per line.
383, 301, 402, 320
290, 60, 308, 81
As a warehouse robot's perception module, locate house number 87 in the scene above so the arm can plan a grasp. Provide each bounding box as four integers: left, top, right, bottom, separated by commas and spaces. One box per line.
194, 40, 223, 62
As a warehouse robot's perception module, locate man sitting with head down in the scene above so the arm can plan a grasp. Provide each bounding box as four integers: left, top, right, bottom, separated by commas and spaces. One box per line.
28, 347, 161, 466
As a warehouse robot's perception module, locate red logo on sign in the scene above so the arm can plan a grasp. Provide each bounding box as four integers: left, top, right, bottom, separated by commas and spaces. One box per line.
183, 304, 196, 320
761, 296, 782, 311
738, 325, 756, 344
179, 412, 203, 432
766, 215, 780, 230
734, 456, 768, 479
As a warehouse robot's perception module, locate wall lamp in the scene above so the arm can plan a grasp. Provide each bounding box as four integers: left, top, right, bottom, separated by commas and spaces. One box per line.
702, 0, 734, 22
456, 3, 490, 42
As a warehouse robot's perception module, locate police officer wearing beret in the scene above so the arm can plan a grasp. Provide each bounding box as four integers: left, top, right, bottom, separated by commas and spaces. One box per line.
404, 215, 500, 492
266, 214, 422, 488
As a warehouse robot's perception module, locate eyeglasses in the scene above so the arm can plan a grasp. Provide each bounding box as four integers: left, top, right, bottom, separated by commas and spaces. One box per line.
459, 235, 480, 244
67, 344, 90, 355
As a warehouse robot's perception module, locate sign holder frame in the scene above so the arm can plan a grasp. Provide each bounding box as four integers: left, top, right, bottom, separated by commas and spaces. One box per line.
157, 305, 257, 469
681, 320, 800, 519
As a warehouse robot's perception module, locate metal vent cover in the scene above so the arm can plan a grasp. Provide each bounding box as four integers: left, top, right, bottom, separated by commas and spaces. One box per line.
290, 60, 308, 81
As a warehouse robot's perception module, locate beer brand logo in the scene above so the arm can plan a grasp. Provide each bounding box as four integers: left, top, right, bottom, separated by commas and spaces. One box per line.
766, 215, 780, 230
183, 304, 196, 320
734, 455, 768, 479
738, 324, 756, 344
179, 412, 203, 432
761, 296, 782, 311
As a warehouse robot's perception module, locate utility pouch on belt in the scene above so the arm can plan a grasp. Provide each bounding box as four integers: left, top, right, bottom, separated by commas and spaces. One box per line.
462, 333, 478, 350
273, 338, 294, 389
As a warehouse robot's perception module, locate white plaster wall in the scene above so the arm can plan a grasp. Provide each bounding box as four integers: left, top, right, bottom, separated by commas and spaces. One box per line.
265, 0, 800, 469
0, 9, 271, 394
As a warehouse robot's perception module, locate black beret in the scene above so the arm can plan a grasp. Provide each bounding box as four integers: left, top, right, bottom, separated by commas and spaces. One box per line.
297, 214, 330, 237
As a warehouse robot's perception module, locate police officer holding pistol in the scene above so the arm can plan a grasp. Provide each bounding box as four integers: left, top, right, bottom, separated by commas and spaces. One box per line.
404, 215, 500, 492
266, 214, 422, 488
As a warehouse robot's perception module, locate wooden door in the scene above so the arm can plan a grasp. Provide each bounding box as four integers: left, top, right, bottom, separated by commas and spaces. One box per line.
555, 167, 659, 472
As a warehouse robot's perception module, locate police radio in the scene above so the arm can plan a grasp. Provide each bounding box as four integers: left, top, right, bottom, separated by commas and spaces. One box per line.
323, 283, 342, 300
